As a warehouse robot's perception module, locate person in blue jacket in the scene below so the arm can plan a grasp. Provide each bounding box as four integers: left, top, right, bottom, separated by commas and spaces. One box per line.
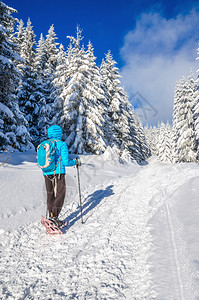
44, 125, 76, 227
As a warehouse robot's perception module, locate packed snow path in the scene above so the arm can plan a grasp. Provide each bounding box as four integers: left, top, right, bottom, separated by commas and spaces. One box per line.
0, 157, 199, 299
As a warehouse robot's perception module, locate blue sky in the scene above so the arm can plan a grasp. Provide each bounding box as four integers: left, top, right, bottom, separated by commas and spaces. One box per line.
5, 0, 199, 125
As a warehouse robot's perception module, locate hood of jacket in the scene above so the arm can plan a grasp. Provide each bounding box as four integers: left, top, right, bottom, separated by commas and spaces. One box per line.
47, 125, 63, 140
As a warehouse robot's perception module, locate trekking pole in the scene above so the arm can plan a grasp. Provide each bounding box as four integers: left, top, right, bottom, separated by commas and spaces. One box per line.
76, 158, 83, 224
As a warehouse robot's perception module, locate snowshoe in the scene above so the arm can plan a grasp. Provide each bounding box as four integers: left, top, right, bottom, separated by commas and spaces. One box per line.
50, 217, 67, 229
41, 216, 67, 235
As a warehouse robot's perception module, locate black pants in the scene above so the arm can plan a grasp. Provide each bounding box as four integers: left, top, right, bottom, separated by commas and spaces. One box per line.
44, 174, 66, 218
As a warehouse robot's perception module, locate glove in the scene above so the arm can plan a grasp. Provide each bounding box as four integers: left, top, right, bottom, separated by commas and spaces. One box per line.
76, 158, 81, 166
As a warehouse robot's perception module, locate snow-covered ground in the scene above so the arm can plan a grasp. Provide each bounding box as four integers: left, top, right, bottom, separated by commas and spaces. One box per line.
0, 150, 199, 299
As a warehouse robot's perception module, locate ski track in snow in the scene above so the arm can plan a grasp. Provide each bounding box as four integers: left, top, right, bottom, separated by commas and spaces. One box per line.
0, 160, 199, 299
147, 162, 199, 300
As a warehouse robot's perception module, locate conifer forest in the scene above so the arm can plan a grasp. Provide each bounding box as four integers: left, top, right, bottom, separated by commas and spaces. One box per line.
1, 1, 199, 163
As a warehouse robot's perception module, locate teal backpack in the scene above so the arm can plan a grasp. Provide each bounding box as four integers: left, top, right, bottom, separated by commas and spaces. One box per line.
37, 139, 61, 174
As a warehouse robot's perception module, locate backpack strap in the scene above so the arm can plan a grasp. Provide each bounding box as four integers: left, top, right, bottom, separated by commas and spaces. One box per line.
53, 139, 61, 179
55, 156, 61, 179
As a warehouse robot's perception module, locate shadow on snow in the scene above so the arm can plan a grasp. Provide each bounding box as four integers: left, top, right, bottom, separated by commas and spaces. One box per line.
62, 185, 114, 232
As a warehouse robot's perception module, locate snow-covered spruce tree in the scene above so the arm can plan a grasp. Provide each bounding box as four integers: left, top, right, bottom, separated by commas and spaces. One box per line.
59, 27, 107, 154
0, 1, 32, 150
45, 25, 59, 75
16, 18, 46, 147
44, 24, 59, 110
35, 33, 46, 79
100, 51, 122, 147
101, 53, 129, 148
185, 76, 197, 162
83, 40, 107, 153
50, 42, 74, 135
144, 125, 156, 156
156, 122, 173, 163
34, 25, 59, 126
153, 125, 161, 158
188, 72, 198, 150
118, 92, 142, 162
156, 122, 165, 161
14, 19, 24, 51
172, 80, 182, 162
151, 126, 159, 156
51, 43, 68, 126
37, 96, 51, 144
173, 77, 197, 162
193, 49, 199, 160
100, 52, 148, 162
34, 33, 51, 143
195, 99, 199, 160
133, 112, 150, 161
162, 121, 176, 163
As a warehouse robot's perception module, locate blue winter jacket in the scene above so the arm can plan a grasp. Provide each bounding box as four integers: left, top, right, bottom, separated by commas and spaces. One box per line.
43, 125, 76, 176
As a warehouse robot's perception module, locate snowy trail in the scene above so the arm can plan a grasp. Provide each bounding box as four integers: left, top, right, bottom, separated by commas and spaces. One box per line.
147, 161, 199, 300
0, 169, 155, 299
0, 158, 199, 299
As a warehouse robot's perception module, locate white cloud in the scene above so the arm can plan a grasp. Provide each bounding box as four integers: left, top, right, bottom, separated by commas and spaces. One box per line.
120, 10, 199, 125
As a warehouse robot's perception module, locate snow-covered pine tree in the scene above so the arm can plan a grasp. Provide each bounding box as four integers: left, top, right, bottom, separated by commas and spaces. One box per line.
117, 92, 141, 161
144, 125, 160, 158
151, 126, 158, 156
60, 27, 107, 154
100, 51, 149, 162
16, 18, 46, 147
144, 125, 154, 156
168, 122, 176, 163
157, 122, 173, 163
35, 33, 46, 79
193, 50, 199, 160
44, 25, 59, 110
45, 25, 59, 74
133, 112, 150, 161
194, 115, 199, 160
14, 19, 24, 51
156, 122, 166, 161
18, 18, 36, 67
100, 51, 122, 147
172, 80, 182, 162
173, 77, 197, 162
143, 125, 150, 152
154, 123, 161, 158
83, 40, 107, 153
0, 1, 32, 150
37, 96, 51, 143
57, 27, 83, 151
34, 25, 59, 129
185, 74, 198, 161
51, 43, 68, 126
34, 33, 51, 143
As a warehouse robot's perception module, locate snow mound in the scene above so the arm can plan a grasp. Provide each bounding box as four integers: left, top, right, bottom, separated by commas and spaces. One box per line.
102, 145, 134, 165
